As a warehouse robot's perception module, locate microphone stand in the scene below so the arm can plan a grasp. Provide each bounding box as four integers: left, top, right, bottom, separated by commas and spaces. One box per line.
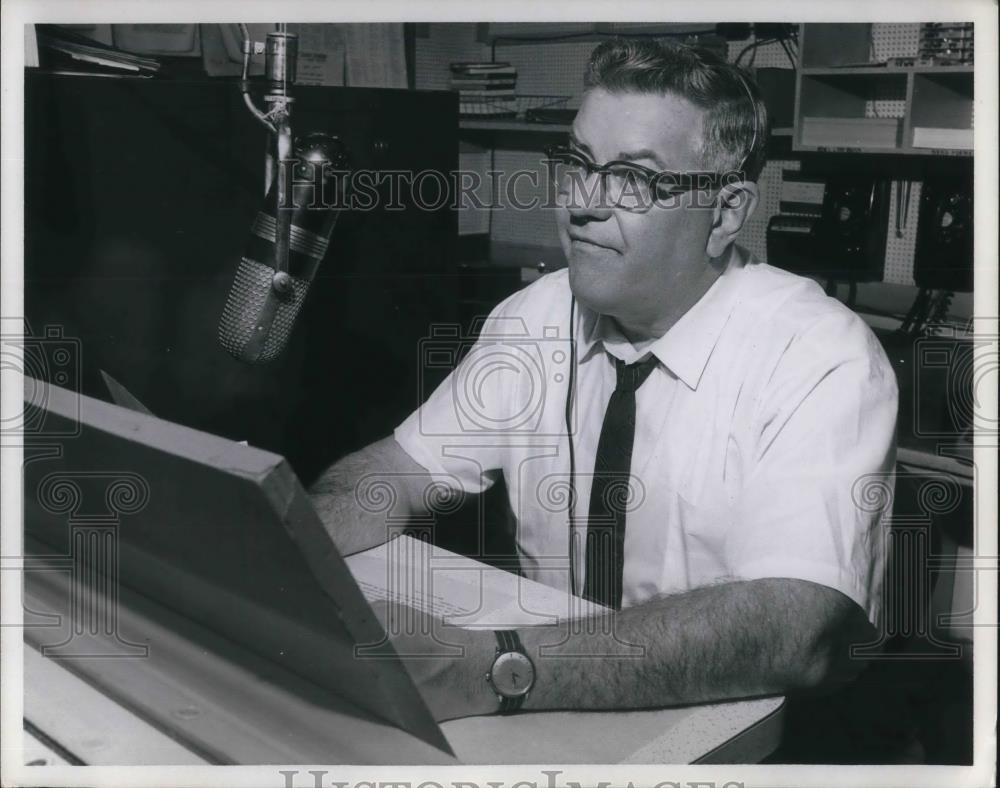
237, 24, 299, 355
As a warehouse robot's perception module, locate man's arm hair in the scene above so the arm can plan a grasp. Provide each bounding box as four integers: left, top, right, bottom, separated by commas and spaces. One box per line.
308, 436, 436, 556
517, 577, 874, 711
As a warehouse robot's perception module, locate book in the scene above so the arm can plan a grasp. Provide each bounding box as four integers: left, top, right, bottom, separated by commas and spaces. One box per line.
459, 103, 518, 118
450, 72, 518, 81
451, 80, 517, 88
450, 77, 518, 87
451, 63, 517, 76
455, 88, 517, 97
450, 60, 511, 68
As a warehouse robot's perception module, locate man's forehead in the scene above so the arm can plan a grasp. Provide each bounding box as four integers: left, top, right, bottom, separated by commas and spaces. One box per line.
572, 88, 706, 168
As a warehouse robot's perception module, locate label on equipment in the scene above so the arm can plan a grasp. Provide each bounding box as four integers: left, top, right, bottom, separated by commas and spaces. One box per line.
781, 180, 825, 205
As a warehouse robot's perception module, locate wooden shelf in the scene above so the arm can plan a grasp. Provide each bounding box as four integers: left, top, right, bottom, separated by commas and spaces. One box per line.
801, 65, 974, 76
802, 66, 908, 76
793, 144, 972, 157
462, 119, 797, 140
460, 119, 570, 133
794, 24, 974, 157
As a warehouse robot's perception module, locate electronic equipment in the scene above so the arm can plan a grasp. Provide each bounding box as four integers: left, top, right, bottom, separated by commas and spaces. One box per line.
767, 174, 890, 282
919, 23, 974, 66
913, 174, 973, 292
766, 214, 820, 273
524, 107, 577, 125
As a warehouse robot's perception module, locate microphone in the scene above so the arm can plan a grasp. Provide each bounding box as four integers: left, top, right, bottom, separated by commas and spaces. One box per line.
218, 133, 350, 364
219, 26, 350, 364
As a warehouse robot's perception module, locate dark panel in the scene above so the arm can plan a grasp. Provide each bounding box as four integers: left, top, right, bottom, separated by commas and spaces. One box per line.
24, 73, 459, 484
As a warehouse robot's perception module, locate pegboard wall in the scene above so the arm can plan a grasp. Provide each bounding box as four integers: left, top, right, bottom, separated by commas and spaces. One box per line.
884, 179, 923, 284
741, 158, 799, 261
418, 22, 952, 287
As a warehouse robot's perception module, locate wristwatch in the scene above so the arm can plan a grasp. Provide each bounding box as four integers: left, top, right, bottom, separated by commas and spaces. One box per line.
485, 630, 535, 714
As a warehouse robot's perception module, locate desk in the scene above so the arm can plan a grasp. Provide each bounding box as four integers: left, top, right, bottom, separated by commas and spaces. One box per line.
22, 568, 784, 766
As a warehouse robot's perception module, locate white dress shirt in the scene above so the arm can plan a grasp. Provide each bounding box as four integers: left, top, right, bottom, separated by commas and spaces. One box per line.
395, 245, 898, 626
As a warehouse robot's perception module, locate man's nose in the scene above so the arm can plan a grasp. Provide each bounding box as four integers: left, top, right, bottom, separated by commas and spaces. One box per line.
564, 172, 614, 220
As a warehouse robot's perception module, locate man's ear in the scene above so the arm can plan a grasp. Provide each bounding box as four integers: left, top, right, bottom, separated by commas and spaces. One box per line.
706, 180, 759, 259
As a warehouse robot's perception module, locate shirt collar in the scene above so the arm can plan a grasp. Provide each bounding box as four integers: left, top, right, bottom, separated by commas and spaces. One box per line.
576, 244, 751, 390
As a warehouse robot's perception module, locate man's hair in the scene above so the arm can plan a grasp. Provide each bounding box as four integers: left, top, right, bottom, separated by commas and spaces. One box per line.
584, 38, 769, 182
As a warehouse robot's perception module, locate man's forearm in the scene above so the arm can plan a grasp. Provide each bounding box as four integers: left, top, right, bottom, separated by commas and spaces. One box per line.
514, 577, 870, 711
309, 436, 429, 556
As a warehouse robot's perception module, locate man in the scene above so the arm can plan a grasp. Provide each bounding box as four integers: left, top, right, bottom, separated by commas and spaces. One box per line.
310, 39, 898, 722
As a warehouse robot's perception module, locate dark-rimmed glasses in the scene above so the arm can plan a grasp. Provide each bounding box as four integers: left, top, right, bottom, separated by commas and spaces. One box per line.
544, 145, 726, 213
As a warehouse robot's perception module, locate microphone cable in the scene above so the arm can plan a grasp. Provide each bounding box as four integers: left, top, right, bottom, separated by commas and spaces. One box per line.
564, 293, 579, 597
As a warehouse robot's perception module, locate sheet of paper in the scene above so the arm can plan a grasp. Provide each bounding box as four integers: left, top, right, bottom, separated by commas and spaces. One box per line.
347, 537, 786, 763
343, 24, 407, 88
345, 535, 605, 629
296, 50, 345, 87
289, 24, 346, 86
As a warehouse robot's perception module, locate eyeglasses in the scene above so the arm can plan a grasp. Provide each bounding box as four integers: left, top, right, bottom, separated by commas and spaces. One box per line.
544, 145, 725, 213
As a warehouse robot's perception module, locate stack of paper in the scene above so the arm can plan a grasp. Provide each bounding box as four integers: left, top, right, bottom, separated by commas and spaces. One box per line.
37, 26, 161, 74
911, 126, 974, 151
345, 535, 606, 629
451, 62, 518, 118
800, 116, 901, 149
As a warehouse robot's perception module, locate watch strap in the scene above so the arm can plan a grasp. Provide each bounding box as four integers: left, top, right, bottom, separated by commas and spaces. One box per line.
495, 628, 521, 654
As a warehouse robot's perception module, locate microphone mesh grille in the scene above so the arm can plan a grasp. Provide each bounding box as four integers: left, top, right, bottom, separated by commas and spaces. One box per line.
218, 257, 309, 363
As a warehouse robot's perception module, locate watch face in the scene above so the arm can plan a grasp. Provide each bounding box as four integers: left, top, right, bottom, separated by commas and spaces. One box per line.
491, 651, 535, 698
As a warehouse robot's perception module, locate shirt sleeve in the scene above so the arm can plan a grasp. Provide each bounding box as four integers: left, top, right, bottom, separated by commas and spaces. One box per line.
726, 310, 899, 628
394, 288, 550, 496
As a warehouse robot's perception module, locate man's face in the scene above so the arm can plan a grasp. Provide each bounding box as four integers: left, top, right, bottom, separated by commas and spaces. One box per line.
556, 88, 718, 336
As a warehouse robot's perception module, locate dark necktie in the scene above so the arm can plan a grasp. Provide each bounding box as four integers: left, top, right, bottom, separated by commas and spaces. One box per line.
583, 355, 658, 610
